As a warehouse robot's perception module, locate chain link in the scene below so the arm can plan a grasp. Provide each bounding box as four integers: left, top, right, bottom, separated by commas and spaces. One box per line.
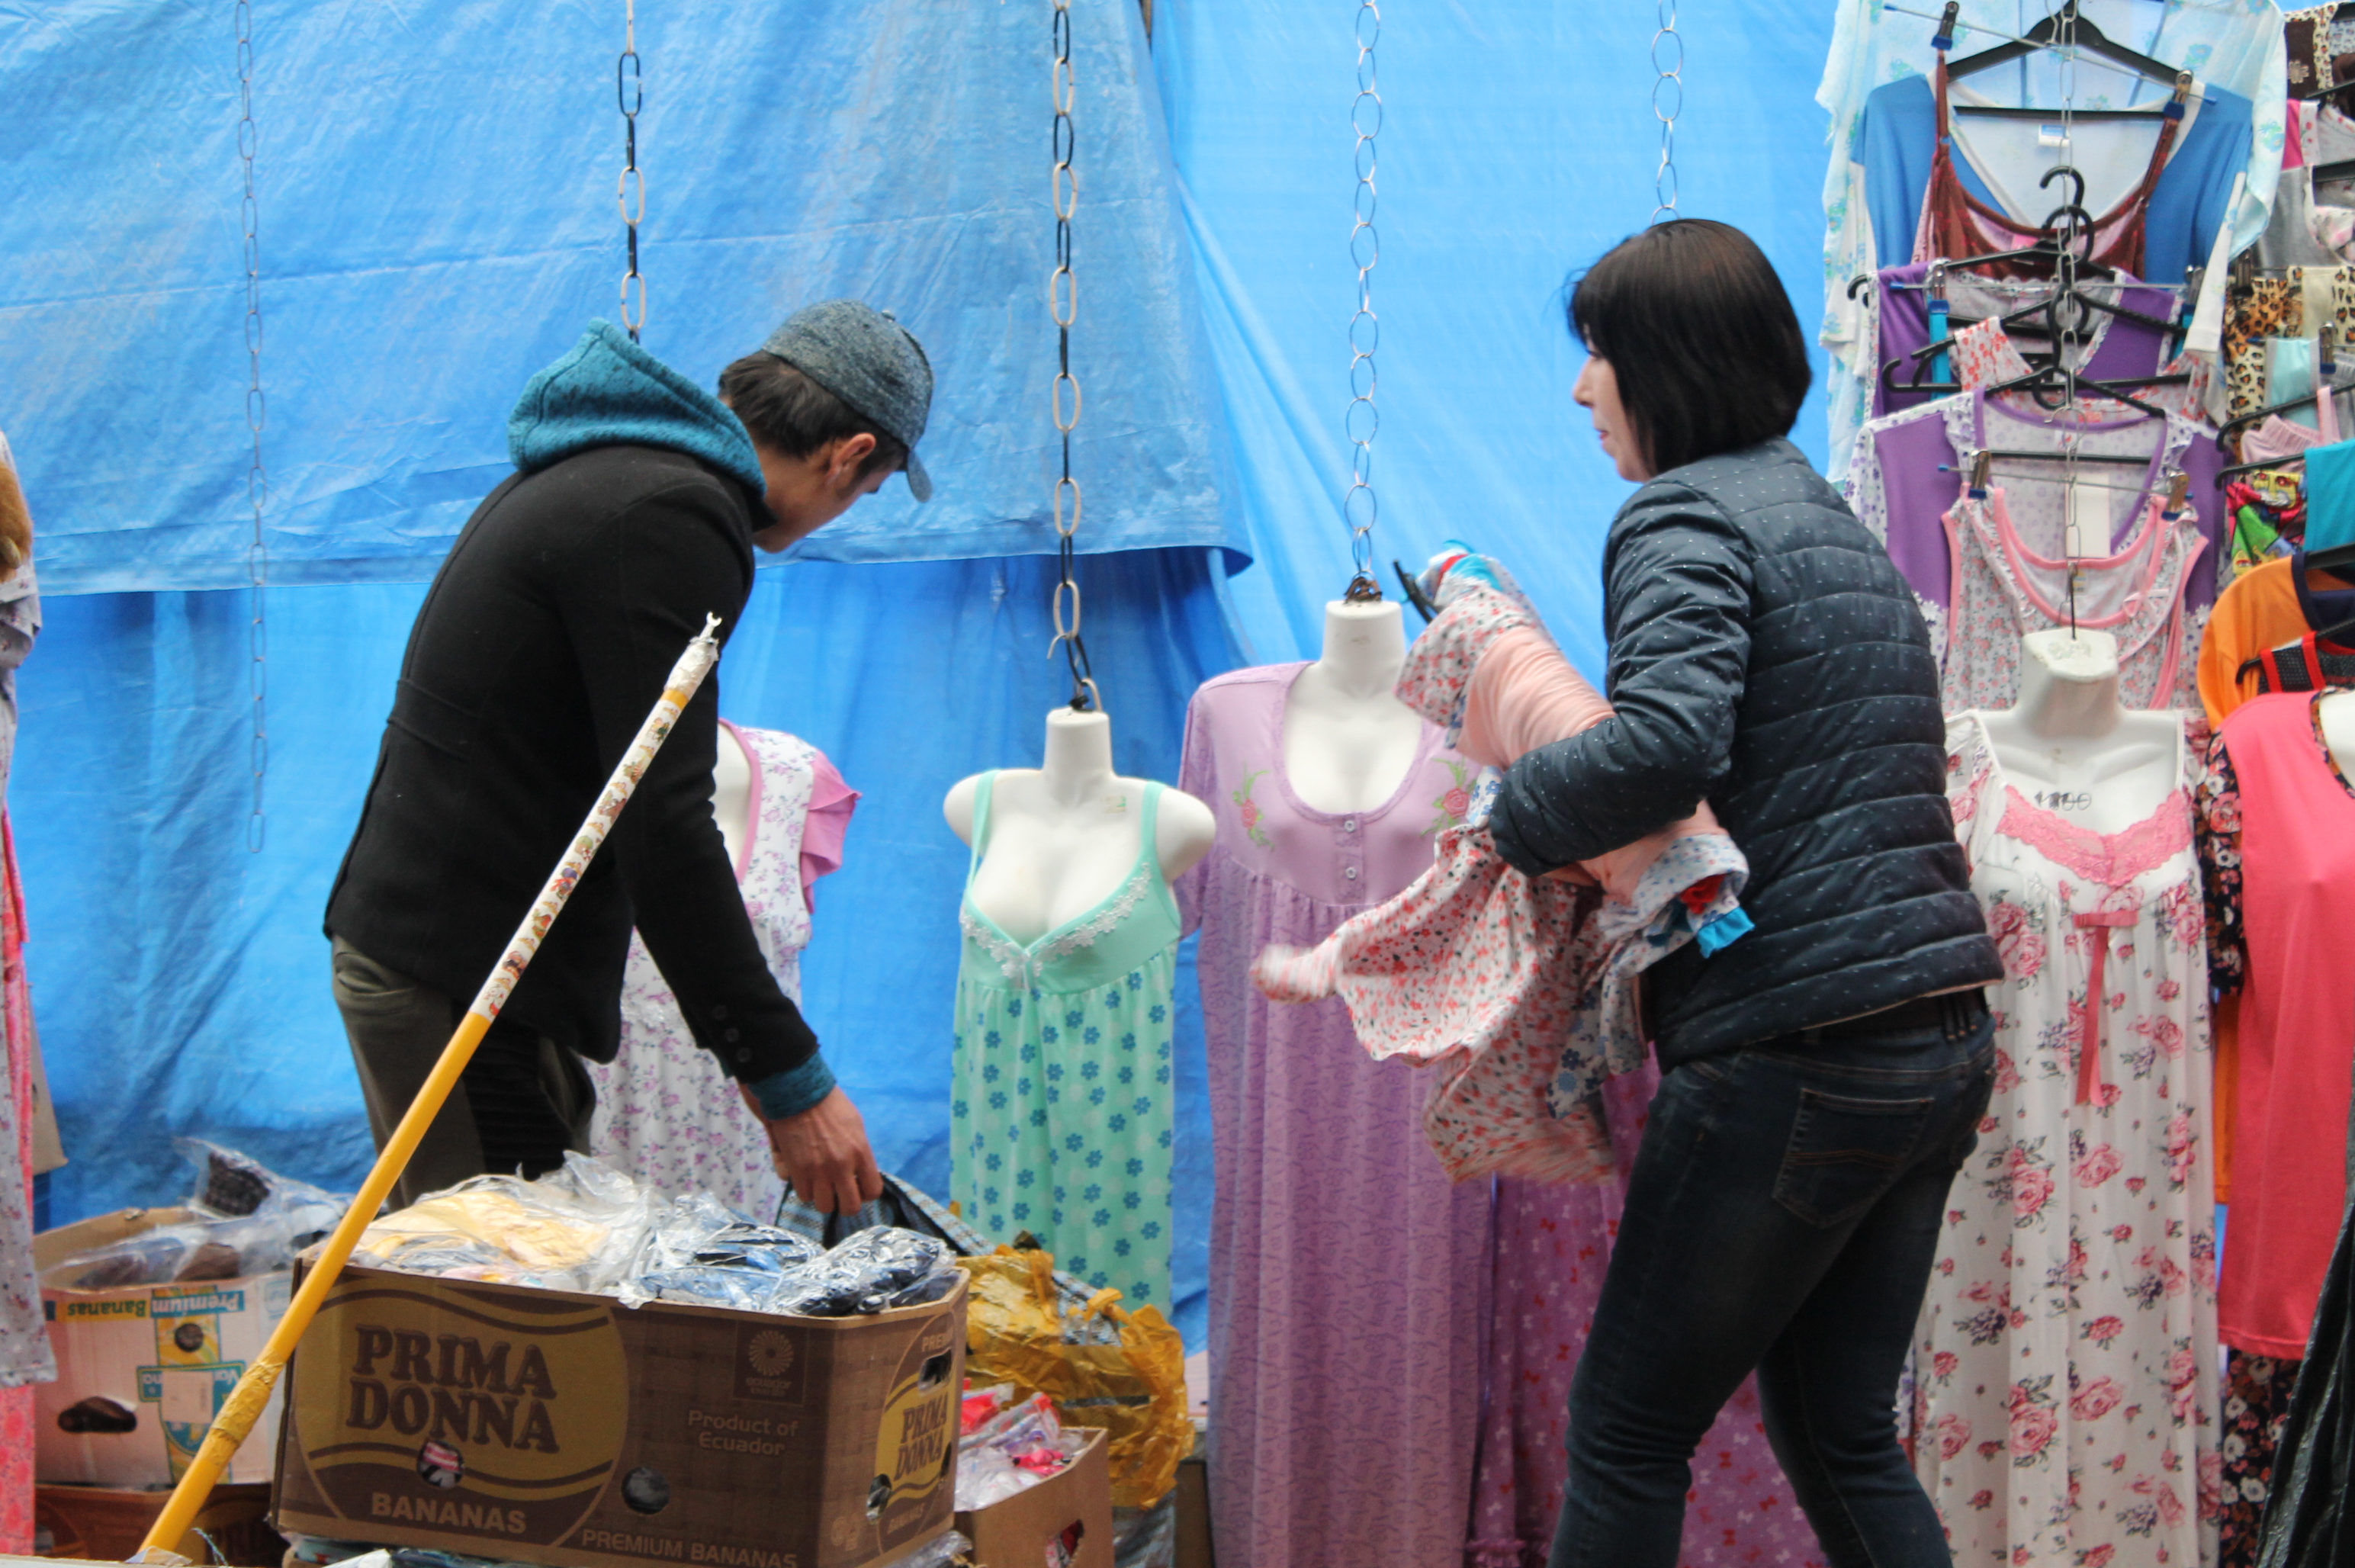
2055, 6, 2084, 633
617, 0, 645, 341
1650, 0, 1682, 223
1342, 0, 1382, 599
1046, 0, 1097, 711
236, 0, 268, 853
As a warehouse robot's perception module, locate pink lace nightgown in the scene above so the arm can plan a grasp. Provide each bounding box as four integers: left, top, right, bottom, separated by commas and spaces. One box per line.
1913, 714, 2219, 1568
585, 721, 854, 1213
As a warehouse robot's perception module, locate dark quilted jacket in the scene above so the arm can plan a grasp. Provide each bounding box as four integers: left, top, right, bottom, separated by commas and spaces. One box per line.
1488, 437, 2000, 1065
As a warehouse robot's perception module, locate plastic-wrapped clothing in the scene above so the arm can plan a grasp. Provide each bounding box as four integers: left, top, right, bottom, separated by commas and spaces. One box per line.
354, 1152, 656, 1295
2256, 1198, 2355, 1568
1251, 582, 1749, 1183
764, 1228, 949, 1317
41, 1140, 347, 1290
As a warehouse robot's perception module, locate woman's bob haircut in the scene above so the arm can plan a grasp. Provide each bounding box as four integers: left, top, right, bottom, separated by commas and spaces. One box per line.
1567, 218, 1813, 477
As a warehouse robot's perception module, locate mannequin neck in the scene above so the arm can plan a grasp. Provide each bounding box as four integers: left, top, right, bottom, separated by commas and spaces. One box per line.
1039, 707, 1117, 805
1311, 599, 1407, 701
2010, 629, 2125, 743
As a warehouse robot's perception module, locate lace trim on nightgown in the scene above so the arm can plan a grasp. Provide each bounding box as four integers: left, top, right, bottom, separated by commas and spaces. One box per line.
961, 857, 1155, 988
1994, 786, 2193, 888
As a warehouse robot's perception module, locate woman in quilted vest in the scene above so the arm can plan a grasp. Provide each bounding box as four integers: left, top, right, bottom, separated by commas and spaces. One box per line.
1486, 219, 2003, 1568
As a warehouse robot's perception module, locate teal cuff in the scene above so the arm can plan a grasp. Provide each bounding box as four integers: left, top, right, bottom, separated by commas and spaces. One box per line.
748, 1052, 837, 1120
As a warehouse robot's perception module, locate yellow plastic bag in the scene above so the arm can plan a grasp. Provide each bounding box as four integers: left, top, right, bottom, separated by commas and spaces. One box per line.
955, 1245, 1191, 1510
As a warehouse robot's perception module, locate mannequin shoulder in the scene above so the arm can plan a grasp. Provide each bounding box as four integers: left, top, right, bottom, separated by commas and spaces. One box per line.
1147, 782, 1216, 879
941, 770, 1002, 845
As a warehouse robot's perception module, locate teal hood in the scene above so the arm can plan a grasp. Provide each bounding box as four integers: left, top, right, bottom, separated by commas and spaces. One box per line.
506, 320, 765, 494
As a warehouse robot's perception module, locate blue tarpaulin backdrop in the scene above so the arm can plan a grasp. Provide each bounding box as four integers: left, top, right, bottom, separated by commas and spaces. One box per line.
2, 0, 1836, 1345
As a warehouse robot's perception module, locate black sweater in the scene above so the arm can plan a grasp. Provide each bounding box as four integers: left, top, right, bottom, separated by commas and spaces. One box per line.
1488, 439, 2001, 1063
325, 443, 818, 1082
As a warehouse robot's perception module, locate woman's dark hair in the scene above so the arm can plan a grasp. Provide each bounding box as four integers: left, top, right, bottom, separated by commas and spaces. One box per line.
1566, 219, 1811, 476
718, 353, 908, 480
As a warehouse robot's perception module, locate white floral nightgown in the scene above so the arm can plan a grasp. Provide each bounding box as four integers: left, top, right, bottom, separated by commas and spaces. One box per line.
1913, 713, 2220, 1568
586, 722, 828, 1215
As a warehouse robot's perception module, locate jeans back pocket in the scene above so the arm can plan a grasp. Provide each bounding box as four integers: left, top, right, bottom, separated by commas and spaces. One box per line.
1772, 1088, 1934, 1229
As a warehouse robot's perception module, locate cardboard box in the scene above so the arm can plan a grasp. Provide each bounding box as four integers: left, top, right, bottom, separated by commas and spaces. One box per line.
1173, 1435, 1211, 1568
953, 1428, 1111, 1568
33, 1482, 284, 1566
271, 1261, 967, 1568
34, 1209, 294, 1486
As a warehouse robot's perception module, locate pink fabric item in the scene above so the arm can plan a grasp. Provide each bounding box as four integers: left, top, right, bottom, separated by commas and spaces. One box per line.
1253, 825, 1618, 1184
1257, 588, 1746, 1182
0, 812, 36, 1552
2216, 693, 2355, 1358
2241, 413, 2328, 466
1441, 605, 1730, 901
798, 749, 859, 911
1175, 664, 1490, 1568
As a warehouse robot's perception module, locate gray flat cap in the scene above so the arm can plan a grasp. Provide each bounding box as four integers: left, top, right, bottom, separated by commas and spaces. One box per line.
762, 299, 935, 501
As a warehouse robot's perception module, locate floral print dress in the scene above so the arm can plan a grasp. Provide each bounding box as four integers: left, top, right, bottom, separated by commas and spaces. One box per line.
1914, 714, 2220, 1568
951, 773, 1182, 1310
585, 722, 827, 1216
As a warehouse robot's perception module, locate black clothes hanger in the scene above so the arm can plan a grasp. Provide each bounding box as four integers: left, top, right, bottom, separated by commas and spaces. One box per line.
1945, 0, 2185, 91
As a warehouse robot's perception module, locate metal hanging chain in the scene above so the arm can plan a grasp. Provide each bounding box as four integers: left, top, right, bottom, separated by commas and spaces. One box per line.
1047, 0, 1098, 712
236, 0, 269, 854
1341, 0, 1383, 600
2055, 7, 2085, 635
618, 0, 646, 342
1650, 0, 1682, 223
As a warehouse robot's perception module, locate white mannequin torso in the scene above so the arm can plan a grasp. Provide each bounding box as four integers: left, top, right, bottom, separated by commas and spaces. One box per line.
1977, 628, 2180, 834
2319, 688, 2355, 779
711, 721, 753, 870
943, 708, 1216, 946
1283, 599, 1425, 815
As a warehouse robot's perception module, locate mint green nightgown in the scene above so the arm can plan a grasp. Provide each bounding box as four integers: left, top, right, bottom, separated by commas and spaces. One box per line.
950, 773, 1181, 1310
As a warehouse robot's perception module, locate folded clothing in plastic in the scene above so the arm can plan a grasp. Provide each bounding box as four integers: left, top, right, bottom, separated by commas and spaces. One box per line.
356, 1155, 956, 1320
42, 1138, 349, 1290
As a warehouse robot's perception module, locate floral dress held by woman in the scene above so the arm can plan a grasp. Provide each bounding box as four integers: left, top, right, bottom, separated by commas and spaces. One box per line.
1912, 713, 2219, 1568
951, 773, 1182, 1310
586, 721, 851, 1216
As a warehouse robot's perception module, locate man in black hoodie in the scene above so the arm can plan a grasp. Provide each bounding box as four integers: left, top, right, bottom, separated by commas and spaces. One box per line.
326, 303, 930, 1212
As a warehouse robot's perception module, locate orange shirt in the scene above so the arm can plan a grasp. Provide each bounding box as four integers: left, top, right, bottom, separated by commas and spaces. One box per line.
2198, 559, 2309, 726
2198, 556, 2355, 725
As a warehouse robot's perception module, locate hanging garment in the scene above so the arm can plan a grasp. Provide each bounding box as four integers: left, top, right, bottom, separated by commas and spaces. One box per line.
1248, 584, 1748, 1183
585, 722, 852, 1213
2199, 554, 2355, 723
2222, 1349, 2304, 1568
1873, 263, 2183, 422
2261, 95, 2355, 268
2240, 631, 2355, 697
1939, 485, 2206, 712
1815, 0, 2285, 477
1919, 55, 2185, 279
1467, 1086, 1817, 1568
1913, 712, 2218, 1567
2200, 695, 2355, 1361
1845, 389, 2227, 654
953, 772, 1182, 1312
1173, 664, 1490, 1568
0, 430, 44, 1558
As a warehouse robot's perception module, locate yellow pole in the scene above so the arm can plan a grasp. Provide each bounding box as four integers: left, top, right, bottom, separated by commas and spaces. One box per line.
132, 615, 726, 1563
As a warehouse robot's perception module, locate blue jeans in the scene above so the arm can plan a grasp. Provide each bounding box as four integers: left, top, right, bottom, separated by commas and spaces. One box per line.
1547, 997, 1997, 1568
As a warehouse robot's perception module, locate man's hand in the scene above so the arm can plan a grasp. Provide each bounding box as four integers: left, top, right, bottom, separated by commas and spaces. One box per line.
742, 1084, 884, 1215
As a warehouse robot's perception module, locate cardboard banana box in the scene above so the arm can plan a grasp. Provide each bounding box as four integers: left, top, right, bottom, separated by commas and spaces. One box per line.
271, 1262, 965, 1568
